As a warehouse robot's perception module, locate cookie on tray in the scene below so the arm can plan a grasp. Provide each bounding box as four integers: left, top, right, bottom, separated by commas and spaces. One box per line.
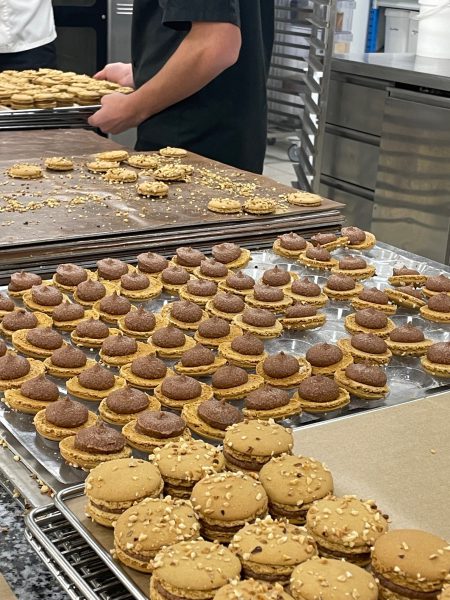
385, 285, 426, 309
114, 497, 200, 572
52, 301, 97, 331
287, 277, 328, 307
207, 197, 242, 214
306, 495, 388, 566
94, 149, 129, 162
215, 580, 292, 600
422, 274, 450, 297
0, 352, 46, 391
292, 375, 350, 413
44, 156, 74, 171
211, 364, 264, 400
211, 243, 251, 269
159, 146, 187, 157
280, 303, 326, 331
163, 299, 208, 331
330, 255, 375, 281
99, 333, 154, 367
136, 251, 168, 275
93, 292, 132, 323
344, 308, 395, 339
44, 343, 96, 378
12, 326, 63, 359
298, 246, 338, 270
23, 284, 69, 314
52, 264, 92, 291
179, 279, 218, 305
420, 292, 450, 323
219, 271, 255, 297
59, 421, 132, 470
334, 362, 389, 400
73, 280, 112, 307
193, 259, 229, 283
243, 196, 277, 215
7, 271, 42, 297
194, 317, 242, 348
234, 307, 283, 339
273, 232, 310, 258
70, 318, 113, 348
323, 273, 363, 301
191, 471, 267, 543
126, 153, 159, 169
34, 397, 97, 441
120, 356, 171, 390
154, 373, 213, 411
341, 225, 376, 250
242, 385, 303, 421
150, 325, 196, 358
122, 410, 191, 453
174, 344, 227, 377
118, 271, 162, 300
385, 324, 432, 357
387, 265, 427, 287
218, 332, 267, 369
98, 385, 159, 425
256, 352, 311, 388
260, 454, 333, 524
118, 306, 164, 339
310, 232, 348, 252
0, 293, 16, 319
205, 292, 246, 322
85, 458, 163, 528
4, 374, 60, 414
337, 334, 392, 365
287, 191, 322, 207
7, 163, 43, 179
96, 257, 131, 282
246, 283, 293, 312
421, 342, 450, 377
181, 398, 243, 441
136, 180, 168, 197
351, 287, 397, 315
66, 364, 126, 401
0, 308, 52, 338
160, 264, 192, 294
305, 343, 352, 377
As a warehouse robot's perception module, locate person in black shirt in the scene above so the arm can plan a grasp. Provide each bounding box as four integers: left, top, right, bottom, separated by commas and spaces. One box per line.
88, 1, 274, 173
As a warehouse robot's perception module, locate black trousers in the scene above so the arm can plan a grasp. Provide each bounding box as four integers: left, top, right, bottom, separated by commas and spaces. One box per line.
0, 41, 57, 71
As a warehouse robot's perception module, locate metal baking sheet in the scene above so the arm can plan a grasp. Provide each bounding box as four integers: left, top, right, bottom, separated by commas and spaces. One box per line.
0, 105, 99, 131
1, 243, 450, 491
55, 485, 149, 600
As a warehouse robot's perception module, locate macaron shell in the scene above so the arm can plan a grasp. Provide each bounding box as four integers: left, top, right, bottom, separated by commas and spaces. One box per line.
224, 419, 294, 457
259, 454, 333, 509
152, 540, 241, 593
214, 579, 293, 599
371, 529, 450, 592
85, 458, 162, 503
152, 439, 225, 482
290, 557, 378, 600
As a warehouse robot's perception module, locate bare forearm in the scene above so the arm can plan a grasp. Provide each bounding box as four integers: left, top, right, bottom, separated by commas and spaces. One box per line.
129, 23, 241, 123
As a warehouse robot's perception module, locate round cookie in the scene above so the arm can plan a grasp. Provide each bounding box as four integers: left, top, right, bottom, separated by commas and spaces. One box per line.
33, 397, 97, 441
85, 458, 163, 527
256, 352, 311, 388
114, 497, 200, 572
334, 363, 389, 400
211, 365, 264, 401
290, 557, 378, 600
306, 495, 389, 566
337, 334, 392, 365
223, 419, 293, 474
243, 197, 277, 215
122, 410, 191, 453
137, 181, 169, 197
207, 198, 242, 214
242, 385, 303, 421
287, 191, 322, 207
371, 529, 450, 600
191, 471, 268, 543
421, 342, 450, 377
341, 225, 376, 250
214, 580, 293, 600
181, 398, 244, 441
259, 454, 333, 524
230, 516, 317, 584
7, 163, 43, 179
292, 375, 351, 413
45, 156, 74, 171
150, 540, 241, 600
4, 374, 60, 414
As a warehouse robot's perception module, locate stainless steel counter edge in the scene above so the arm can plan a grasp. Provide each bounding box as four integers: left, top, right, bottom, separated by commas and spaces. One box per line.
332, 53, 450, 92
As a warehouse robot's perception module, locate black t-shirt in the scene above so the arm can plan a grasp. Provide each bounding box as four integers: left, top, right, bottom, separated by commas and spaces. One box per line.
132, 0, 274, 173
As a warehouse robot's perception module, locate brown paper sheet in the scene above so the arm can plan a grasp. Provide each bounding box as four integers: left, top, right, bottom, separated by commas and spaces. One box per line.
65, 393, 450, 598
0, 574, 17, 600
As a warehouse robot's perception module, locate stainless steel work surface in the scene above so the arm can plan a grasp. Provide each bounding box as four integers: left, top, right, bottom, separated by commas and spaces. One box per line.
332, 53, 450, 92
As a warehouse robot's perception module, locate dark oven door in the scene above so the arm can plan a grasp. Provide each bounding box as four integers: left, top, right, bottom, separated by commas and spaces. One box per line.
52, 0, 107, 75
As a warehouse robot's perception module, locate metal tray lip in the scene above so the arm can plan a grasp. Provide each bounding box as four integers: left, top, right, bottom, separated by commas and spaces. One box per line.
25, 504, 100, 600
54, 485, 148, 600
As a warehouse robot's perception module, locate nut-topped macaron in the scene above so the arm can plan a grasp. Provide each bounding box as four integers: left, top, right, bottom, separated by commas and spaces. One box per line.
154, 373, 213, 410
114, 497, 200, 572
59, 421, 132, 470
287, 277, 328, 307
182, 397, 244, 441
85, 457, 163, 527
293, 375, 350, 413
351, 287, 397, 314
306, 495, 389, 566
191, 471, 268, 543
151, 438, 225, 498
151, 324, 196, 358
335, 362, 389, 400
256, 351, 311, 388
345, 308, 395, 338
338, 333, 392, 365
211, 242, 251, 269
223, 419, 293, 474
330, 255, 375, 281
211, 364, 264, 400
243, 385, 302, 421
66, 363, 126, 401
218, 332, 267, 369
371, 529, 450, 600
195, 316, 242, 348
420, 292, 450, 323
323, 273, 363, 301
4, 374, 60, 414
150, 540, 241, 600
214, 579, 293, 600
230, 516, 317, 583
234, 307, 283, 339
175, 344, 227, 377
273, 232, 309, 258
290, 557, 378, 600
34, 397, 97, 441
120, 355, 171, 389
280, 303, 326, 331
122, 410, 191, 453
305, 343, 352, 377
386, 324, 432, 357
341, 225, 376, 250
260, 454, 333, 524
421, 342, 450, 378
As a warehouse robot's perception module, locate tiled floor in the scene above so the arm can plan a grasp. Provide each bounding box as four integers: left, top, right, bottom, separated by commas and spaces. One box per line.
263, 140, 297, 188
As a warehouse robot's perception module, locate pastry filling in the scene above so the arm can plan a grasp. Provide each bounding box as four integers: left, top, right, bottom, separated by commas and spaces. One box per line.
374, 572, 440, 600
155, 580, 190, 600
223, 450, 266, 471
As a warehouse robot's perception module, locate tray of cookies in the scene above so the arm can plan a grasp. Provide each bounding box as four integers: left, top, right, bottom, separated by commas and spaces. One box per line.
1, 234, 450, 494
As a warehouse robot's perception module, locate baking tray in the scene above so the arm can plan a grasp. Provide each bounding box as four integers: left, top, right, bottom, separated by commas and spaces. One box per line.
55, 485, 149, 600
0, 105, 99, 131
1, 243, 450, 493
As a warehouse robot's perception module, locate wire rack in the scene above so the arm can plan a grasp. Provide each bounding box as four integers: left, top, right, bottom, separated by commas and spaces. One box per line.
26, 505, 135, 600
